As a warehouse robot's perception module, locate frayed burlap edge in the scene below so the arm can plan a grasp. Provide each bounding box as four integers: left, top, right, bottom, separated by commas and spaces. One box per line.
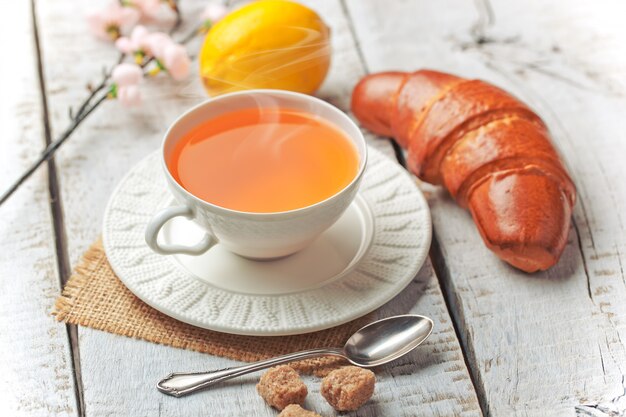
53, 238, 375, 376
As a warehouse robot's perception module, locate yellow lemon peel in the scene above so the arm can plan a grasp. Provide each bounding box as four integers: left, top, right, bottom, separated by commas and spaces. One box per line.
199, 0, 331, 96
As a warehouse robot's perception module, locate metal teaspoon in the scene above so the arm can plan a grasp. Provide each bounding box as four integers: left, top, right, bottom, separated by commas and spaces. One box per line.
156, 314, 434, 397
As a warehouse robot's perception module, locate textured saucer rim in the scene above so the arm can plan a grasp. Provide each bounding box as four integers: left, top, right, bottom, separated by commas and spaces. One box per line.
102, 146, 432, 336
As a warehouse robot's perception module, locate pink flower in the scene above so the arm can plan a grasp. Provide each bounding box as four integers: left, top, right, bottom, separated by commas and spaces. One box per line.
115, 37, 134, 54
86, 3, 140, 41
162, 43, 191, 80
201, 3, 228, 24
112, 63, 143, 86
115, 25, 151, 55
146, 32, 174, 58
133, 0, 162, 19
115, 30, 190, 81
117, 85, 142, 107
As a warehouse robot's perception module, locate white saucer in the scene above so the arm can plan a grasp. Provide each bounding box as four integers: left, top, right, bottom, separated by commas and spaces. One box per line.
102, 146, 431, 336
161, 194, 374, 295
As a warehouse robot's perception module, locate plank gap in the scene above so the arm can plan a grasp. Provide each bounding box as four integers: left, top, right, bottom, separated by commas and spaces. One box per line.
430, 234, 489, 417
339, 3, 404, 169
572, 218, 594, 302
338, 0, 408, 168
389, 140, 407, 168
340, 0, 486, 412
338, 0, 371, 74
30, 1, 85, 416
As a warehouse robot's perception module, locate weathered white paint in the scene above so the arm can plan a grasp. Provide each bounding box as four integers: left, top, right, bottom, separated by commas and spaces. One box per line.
34, 0, 481, 415
63, 260, 481, 417
0, 1, 77, 416
345, 0, 626, 415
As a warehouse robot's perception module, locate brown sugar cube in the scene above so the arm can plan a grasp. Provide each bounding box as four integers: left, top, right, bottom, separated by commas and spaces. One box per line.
320, 366, 375, 411
278, 404, 324, 417
257, 365, 308, 410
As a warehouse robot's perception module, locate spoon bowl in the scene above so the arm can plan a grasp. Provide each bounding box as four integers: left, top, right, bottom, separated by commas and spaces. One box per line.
157, 314, 434, 397
344, 314, 433, 367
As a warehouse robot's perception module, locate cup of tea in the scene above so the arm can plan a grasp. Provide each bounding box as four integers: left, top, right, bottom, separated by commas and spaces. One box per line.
145, 90, 367, 259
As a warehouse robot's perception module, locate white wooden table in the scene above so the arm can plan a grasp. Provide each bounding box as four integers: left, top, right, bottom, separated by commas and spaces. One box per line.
2, 0, 625, 416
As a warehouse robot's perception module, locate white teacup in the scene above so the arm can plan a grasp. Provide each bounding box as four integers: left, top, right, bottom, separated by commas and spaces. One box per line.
145, 90, 367, 259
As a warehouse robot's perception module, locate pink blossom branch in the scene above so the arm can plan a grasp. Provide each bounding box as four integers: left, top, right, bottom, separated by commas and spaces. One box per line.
73, 52, 125, 120
0, 21, 206, 207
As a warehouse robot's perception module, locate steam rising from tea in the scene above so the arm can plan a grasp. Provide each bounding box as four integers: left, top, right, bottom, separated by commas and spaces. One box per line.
168, 104, 359, 213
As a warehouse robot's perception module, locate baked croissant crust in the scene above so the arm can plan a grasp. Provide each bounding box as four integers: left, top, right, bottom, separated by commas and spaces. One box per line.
351, 70, 576, 272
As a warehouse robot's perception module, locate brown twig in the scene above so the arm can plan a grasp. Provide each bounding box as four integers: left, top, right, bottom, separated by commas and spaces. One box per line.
0, 93, 108, 206
0, 19, 204, 207
75, 53, 125, 120
168, 0, 182, 35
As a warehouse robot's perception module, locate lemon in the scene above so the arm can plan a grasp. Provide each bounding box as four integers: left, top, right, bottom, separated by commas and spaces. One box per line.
199, 0, 331, 96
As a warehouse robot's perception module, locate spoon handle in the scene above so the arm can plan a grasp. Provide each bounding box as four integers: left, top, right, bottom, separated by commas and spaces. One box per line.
156, 347, 346, 397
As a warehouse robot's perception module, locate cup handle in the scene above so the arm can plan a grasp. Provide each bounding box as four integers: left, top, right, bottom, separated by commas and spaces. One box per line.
145, 205, 217, 255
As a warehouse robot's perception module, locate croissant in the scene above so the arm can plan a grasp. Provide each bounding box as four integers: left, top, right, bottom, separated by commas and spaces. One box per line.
351, 70, 576, 272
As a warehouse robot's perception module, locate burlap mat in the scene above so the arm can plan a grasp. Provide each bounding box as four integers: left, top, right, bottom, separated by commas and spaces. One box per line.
53, 238, 375, 376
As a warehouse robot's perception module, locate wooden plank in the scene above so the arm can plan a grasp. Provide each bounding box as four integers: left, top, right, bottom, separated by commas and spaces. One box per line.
36, 0, 480, 415
345, 0, 626, 415
0, 1, 78, 416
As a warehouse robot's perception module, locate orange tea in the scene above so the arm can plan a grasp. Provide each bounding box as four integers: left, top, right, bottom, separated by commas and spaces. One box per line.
168, 107, 359, 213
